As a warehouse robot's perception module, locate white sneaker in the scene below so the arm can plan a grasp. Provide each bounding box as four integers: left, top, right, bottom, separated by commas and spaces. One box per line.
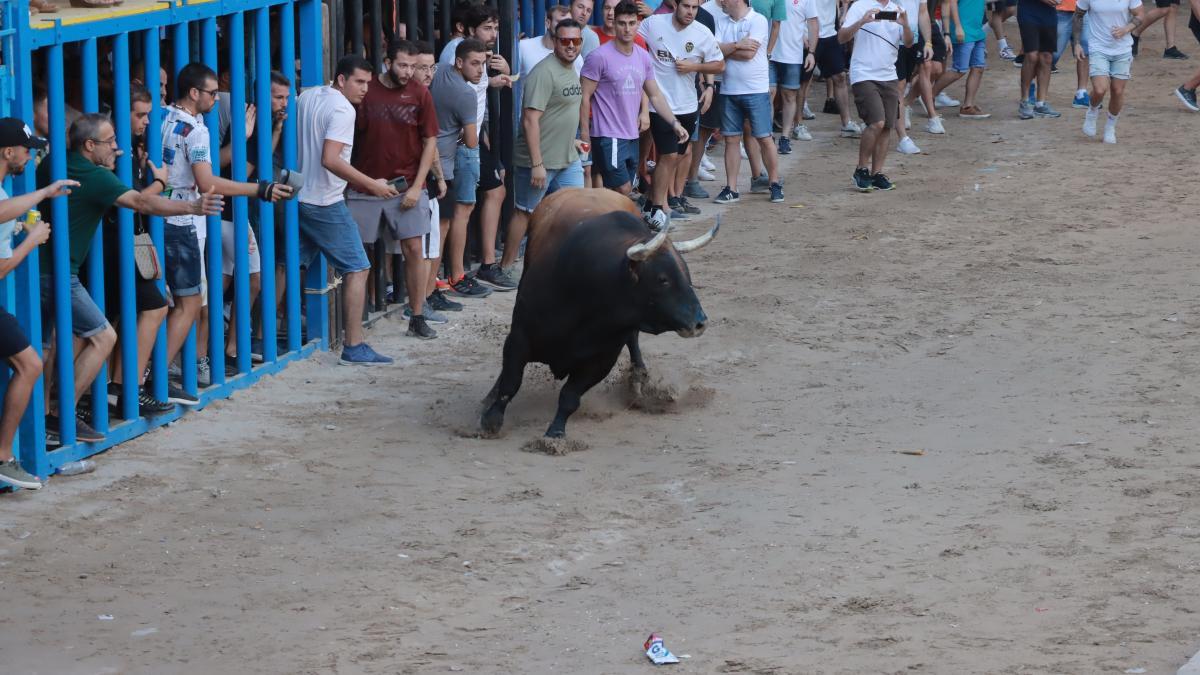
644, 207, 669, 231
925, 116, 946, 134
802, 101, 816, 120
935, 92, 961, 108
903, 105, 912, 128
1082, 107, 1098, 137
1103, 122, 1117, 144
897, 136, 921, 154
840, 121, 863, 138
791, 124, 813, 141
698, 166, 716, 181
700, 154, 716, 172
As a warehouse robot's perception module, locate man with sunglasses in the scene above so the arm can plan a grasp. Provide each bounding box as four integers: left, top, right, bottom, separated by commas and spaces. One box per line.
161, 63, 291, 392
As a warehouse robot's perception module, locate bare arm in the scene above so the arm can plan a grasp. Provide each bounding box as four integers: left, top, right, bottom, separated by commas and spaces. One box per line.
192, 161, 260, 198
0, 180, 76, 224
462, 121, 479, 149
643, 80, 677, 126
320, 139, 388, 196
522, 108, 545, 167
1072, 6, 1086, 46
767, 20, 782, 55
579, 77, 599, 144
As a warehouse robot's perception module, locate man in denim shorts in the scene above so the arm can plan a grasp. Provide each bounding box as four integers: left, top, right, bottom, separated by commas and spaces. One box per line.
931, 0, 991, 119
1075, 0, 1145, 143
714, 0, 784, 204
296, 55, 399, 365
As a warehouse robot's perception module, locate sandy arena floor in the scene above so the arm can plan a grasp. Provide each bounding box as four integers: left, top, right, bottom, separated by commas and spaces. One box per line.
4, 22, 1200, 675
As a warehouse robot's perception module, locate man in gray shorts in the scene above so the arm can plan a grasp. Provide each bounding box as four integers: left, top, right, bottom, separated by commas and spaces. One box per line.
347, 41, 441, 340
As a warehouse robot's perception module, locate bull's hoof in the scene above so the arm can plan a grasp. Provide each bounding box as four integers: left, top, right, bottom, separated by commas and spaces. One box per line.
544, 427, 566, 439
480, 408, 505, 438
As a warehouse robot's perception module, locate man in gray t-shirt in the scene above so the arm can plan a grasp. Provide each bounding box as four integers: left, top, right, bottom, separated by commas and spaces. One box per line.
428, 38, 486, 303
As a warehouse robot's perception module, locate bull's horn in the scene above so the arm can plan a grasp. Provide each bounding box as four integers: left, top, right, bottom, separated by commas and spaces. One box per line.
673, 216, 720, 254
626, 227, 670, 261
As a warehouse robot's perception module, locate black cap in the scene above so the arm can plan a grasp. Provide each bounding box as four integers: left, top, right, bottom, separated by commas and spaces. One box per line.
0, 117, 47, 150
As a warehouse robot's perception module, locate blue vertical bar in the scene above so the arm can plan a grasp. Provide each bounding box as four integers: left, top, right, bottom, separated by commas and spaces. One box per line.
80, 37, 110, 435
522, 0, 533, 39
46, 44, 76, 447
280, 0, 301, 353
145, 29, 168, 405
113, 33, 139, 421
254, 7, 278, 364
12, 0, 47, 478
174, 20, 198, 395
299, 0, 329, 349
228, 11, 250, 377
201, 16, 223, 390
533, 0, 546, 36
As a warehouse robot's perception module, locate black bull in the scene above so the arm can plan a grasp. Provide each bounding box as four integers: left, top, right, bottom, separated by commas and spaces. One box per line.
480, 188, 719, 439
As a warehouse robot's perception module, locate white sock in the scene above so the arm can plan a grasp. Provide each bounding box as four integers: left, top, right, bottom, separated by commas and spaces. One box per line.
1107, 112, 1119, 124
1036, 100, 1046, 106
1088, 104, 1100, 113
1076, 88, 1087, 97
1000, 38, 1010, 50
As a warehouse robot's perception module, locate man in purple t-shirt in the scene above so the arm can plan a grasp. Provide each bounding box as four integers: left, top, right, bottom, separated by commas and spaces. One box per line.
580, 0, 688, 213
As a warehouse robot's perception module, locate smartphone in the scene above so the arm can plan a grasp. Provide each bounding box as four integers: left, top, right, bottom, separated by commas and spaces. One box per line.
875, 10, 898, 20
388, 176, 409, 193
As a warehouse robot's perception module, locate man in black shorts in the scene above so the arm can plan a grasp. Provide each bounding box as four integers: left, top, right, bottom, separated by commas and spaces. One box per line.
988, 0, 1019, 59
0, 118, 76, 488
1130, 0, 1189, 58
1017, 0, 1064, 118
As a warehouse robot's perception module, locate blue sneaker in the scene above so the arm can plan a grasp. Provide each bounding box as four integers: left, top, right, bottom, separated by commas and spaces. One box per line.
339, 342, 394, 366
1072, 91, 1091, 109
713, 186, 740, 204
777, 136, 793, 155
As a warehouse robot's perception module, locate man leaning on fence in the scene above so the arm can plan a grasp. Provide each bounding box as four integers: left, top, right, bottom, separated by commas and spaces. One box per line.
37, 113, 224, 442
0, 118, 75, 489
295, 55, 399, 365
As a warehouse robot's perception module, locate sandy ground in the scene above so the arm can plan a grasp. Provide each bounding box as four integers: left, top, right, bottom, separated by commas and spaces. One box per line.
5, 22, 1200, 675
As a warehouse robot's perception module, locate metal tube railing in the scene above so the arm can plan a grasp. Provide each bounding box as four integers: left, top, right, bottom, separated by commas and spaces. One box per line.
113, 31, 139, 422
254, 6, 280, 364
46, 42, 75, 447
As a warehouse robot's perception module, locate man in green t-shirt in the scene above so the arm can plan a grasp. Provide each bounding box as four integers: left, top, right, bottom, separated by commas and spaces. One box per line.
499, 19, 588, 271
36, 113, 221, 443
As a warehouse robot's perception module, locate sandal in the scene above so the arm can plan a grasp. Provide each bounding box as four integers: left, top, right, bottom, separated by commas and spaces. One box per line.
68, 0, 117, 8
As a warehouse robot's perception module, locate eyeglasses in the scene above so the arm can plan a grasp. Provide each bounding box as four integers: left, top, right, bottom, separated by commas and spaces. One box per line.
415, 64, 436, 73
557, 37, 583, 46
195, 87, 220, 99
89, 136, 119, 147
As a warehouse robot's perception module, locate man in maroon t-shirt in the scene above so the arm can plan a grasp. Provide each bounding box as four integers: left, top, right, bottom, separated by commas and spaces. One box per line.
348, 40, 442, 339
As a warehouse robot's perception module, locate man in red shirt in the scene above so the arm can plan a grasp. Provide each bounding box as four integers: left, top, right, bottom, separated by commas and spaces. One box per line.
348, 41, 442, 339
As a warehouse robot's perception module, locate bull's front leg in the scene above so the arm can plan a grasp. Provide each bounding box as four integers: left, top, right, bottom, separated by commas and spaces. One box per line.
625, 332, 649, 398
481, 329, 531, 437
546, 349, 623, 438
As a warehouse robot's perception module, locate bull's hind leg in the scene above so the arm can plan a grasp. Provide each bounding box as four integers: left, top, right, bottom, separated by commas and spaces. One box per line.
481, 330, 531, 436
546, 350, 623, 438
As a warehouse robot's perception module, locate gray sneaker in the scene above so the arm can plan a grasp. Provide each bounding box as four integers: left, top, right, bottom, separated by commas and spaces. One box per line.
196, 356, 212, 387
683, 179, 709, 200
1018, 99, 1036, 120
1033, 101, 1062, 118
750, 173, 771, 194
403, 304, 449, 324
0, 458, 42, 489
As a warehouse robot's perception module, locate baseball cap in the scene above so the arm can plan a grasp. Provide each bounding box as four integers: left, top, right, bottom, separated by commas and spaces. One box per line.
0, 117, 48, 150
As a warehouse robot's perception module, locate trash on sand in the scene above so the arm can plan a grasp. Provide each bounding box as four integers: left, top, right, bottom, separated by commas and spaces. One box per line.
131, 627, 158, 637
324, 424, 337, 430
644, 633, 680, 665
1034, 607, 1049, 613
98, 614, 114, 621
896, 449, 926, 456
1125, 668, 1146, 674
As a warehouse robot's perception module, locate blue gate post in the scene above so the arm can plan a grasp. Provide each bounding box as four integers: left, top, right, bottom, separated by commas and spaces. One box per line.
80, 36, 111, 435
46, 43, 77, 447
227, 11, 250, 377
533, 0, 546, 36
144, 30, 169, 406
279, 0, 301, 354
253, 6, 278, 364
11, 0, 48, 478
201, 15, 227, 389
113, 32, 139, 421
172, 21, 199, 396
299, 0, 330, 349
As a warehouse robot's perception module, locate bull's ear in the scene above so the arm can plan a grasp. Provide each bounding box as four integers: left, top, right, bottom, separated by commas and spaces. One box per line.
627, 258, 641, 283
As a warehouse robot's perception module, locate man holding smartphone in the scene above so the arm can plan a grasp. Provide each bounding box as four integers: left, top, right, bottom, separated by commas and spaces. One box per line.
347, 43, 441, 341
839, 0, 914, 191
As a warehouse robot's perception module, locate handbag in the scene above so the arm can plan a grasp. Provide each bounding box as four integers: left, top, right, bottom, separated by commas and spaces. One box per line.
133, 232, 161, 281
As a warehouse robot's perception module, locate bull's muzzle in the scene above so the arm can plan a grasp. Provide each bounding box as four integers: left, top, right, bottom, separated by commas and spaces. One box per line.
676, 309, 708, 338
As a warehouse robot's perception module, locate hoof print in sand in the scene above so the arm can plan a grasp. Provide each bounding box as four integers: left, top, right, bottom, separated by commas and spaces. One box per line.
522, 438, 589, 456
624, 369, 716, 414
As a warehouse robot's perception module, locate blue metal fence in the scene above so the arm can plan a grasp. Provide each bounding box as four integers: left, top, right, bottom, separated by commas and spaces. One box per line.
1, 0, 326, 480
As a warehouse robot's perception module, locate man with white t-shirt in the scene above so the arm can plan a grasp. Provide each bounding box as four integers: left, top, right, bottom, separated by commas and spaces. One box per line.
519, 5, 582, 76
295, 55, 398, 365
805, 0, 863, 136
639, 0, 725, 223
770, 0, 819, 154
1074, 0, 1144, 143
838, 0, 913, 192
713, 0, 784, 204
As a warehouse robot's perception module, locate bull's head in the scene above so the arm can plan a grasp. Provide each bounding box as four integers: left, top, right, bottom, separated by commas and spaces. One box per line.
625, 218, 719, 338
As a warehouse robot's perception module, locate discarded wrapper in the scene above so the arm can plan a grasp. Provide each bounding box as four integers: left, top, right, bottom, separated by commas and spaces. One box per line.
644, 633, 680, 665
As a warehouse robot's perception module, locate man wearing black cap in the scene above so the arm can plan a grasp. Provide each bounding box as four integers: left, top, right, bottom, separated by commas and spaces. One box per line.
37, 113, 223, 428
0, 117, 76, 486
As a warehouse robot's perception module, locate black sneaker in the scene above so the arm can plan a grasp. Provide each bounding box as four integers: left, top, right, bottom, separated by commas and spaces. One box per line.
73, 415, 105, 443
853, 167, 874, 192
449, 274, 493, 299
671, 196, 701, 215
407, 315, 438, 340
1013, 53, 1025, 66
427, 290, 464, 312
713, 186, 740, 204
769, 182, 784, 203
475, 263, 518, 291
137, 388, 175, 416
166, 382, 200, 406
871, 172, 896, 191
1176, 85, 1200, 111
1132, 34, 1140, 56
822, 97, 839, 114
777, 136, 793, 155
1164, 46, 1189, 60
